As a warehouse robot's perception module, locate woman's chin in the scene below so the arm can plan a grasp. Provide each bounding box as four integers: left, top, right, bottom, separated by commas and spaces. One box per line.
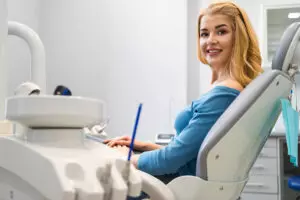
207, 58, 228, 69
207, 60, 221, 68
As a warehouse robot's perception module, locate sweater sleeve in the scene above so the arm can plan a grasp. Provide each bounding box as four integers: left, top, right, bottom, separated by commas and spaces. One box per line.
137, 92, 237, 175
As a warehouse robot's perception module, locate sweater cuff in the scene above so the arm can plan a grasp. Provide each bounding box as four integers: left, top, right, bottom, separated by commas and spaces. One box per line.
137, 152, 149, 171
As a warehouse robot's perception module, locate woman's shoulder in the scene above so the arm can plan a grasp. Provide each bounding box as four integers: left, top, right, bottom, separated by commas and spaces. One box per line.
215, 79, 243, 91
192, 88, 239, 113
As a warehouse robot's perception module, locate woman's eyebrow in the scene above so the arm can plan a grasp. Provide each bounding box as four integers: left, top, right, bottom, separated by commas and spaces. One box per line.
200, 24, 228, 31
215, 24, 227, 29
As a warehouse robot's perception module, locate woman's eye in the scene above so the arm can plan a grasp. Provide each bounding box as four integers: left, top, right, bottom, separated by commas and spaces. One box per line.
217, 30, 227, 35
200, 32, 209, 37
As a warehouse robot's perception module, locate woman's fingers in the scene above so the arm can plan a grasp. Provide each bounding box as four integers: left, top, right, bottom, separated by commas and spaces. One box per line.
103, 139, 110, 144
107, 140, 118, 147
115, 145, 131, 155
107, 140, 129, 147
103, 135, 131, 144
116, 135, 131, 141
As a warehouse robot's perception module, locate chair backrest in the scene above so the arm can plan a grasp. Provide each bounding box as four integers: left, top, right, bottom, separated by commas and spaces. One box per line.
196, 22, 300, 182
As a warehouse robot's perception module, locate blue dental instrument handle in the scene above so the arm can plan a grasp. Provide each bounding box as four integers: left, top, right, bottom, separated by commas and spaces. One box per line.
127, 103, 143, 161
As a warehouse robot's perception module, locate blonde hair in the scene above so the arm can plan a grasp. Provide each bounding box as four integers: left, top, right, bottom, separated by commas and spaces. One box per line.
197, 1, 262, 87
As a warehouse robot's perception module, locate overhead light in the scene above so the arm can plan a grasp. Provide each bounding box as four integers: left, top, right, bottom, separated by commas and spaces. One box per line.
288, 12, 300, 19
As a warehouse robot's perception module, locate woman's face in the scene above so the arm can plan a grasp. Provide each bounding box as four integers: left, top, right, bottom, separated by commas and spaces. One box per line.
199, 14, 234, 70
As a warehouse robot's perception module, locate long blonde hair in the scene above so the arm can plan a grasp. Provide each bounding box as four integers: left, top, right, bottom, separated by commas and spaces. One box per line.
197, 1, 262, 87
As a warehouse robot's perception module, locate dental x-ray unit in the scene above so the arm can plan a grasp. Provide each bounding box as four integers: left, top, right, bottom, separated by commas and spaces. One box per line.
0, 1, 299, 199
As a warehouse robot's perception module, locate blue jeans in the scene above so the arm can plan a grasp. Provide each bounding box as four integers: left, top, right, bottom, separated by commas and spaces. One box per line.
127, 173, 179, 200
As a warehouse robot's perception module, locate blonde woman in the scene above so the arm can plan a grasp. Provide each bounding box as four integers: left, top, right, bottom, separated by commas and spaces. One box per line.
105, 0, 262, 185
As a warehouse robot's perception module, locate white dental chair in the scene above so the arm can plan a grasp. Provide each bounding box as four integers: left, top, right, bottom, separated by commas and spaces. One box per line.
167, 22, 300, 200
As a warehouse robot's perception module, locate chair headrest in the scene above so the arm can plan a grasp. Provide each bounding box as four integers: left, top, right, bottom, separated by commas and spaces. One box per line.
272, 22, 300, 73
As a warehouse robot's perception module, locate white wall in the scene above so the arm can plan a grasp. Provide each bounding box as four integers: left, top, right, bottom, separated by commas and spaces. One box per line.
187, 0, 202, 104
38, 0, 188, 141
7, 0, 41, 95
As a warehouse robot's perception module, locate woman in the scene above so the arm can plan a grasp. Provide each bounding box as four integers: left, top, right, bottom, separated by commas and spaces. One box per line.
105, 1, 262, 180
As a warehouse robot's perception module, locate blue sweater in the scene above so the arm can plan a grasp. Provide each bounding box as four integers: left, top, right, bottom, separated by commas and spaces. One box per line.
137, 86, 240, 176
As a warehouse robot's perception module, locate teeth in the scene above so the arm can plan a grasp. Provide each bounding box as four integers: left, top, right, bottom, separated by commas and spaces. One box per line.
208, 50, 220, 53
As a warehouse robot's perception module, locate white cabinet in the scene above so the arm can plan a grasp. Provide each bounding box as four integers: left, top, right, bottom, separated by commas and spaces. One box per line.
250, 158, 277, 175
242, 137, 279, 199
243, 175, 278, 194
240, 193, 278, 200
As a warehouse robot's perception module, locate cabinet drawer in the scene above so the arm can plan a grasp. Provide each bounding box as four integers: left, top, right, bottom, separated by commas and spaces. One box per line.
250, 158, 277, 175
240, 193, 278, 200
258, 147, 277, 158
243, 175, 278, 194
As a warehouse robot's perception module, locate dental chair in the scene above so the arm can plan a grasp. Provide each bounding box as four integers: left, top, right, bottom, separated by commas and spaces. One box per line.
167, 22, 300, 200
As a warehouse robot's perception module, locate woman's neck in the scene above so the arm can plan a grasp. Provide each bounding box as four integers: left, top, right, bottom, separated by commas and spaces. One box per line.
211, 69, 229, 85
210, 69, 243, 90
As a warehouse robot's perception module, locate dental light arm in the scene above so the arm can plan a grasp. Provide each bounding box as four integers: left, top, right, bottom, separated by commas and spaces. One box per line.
8, 21, 46, 92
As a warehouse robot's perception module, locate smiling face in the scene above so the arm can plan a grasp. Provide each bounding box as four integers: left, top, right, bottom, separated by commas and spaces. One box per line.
199, 14, 234, 70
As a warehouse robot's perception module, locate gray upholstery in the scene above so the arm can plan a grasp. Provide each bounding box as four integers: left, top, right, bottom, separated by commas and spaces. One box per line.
272, 23, 300, 72
196, 70, 291, 179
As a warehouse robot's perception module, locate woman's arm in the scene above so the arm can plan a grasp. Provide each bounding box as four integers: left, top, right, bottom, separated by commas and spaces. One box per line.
136, 93, 238, 175
104, 136, 162, 152
142, 142, 162, 151
131, 154, 140, 168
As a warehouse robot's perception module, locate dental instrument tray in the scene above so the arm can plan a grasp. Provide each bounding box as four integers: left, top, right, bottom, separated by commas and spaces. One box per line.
5, 95, 104, 128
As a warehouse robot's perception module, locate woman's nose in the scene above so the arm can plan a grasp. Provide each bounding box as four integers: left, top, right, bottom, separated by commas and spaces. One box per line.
207, 34, 217, 45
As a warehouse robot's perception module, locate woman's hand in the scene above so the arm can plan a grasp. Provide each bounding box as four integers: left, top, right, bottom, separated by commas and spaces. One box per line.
104, 136, 148, 151
113, 145, 131, 156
